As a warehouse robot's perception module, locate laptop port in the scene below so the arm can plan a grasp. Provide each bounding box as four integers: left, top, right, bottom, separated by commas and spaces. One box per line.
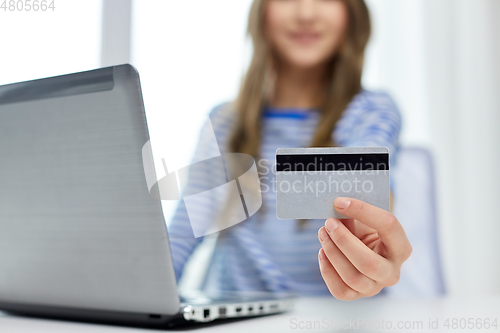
259, 305, 264, 311
270, 304, 278, 310
203, 309, 210, 319
248, 306, 253, 312
219, 307, 227, 316
235, 307, 242, 313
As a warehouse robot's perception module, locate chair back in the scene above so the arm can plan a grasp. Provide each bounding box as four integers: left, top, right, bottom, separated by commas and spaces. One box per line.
387, 147, 446, 296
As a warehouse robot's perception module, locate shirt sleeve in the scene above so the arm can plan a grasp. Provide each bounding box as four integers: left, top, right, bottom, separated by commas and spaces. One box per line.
334, 90, 402, 192
167, 103, 234, 282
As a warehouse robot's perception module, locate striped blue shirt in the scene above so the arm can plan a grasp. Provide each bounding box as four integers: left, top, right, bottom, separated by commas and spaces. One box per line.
167, 89, 402, 296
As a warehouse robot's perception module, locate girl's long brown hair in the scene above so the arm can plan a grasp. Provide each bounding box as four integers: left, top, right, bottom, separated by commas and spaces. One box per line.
223, 0, 371, 229
229, 0, 371, 157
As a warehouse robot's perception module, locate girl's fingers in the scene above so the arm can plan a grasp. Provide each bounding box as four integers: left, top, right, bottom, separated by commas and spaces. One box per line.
324, 218, 395, 283
341, 218, 377, 240
318, 227, 376, 294
334, 197, 412, 262
318, 248, 359, 301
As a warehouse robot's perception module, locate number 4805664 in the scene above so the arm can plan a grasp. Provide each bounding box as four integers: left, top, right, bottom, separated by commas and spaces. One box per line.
443, 318, 498, 330
1, 0, 56, 11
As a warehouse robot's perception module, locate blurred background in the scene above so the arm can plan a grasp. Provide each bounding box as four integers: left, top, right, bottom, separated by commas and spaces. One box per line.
1, 0, 499, 296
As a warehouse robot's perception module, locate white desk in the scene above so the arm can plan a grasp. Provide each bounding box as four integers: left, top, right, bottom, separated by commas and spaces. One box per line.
2, 296, 499, 332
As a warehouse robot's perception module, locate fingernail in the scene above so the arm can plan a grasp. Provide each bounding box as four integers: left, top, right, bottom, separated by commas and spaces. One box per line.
318, 249, 326, 262
325, 218, 339, 233
334, 197, 351, 210
318, 227, 328, 243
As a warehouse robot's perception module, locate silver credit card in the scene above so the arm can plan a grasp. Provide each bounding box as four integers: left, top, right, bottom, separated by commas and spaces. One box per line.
276, 147, 390, 219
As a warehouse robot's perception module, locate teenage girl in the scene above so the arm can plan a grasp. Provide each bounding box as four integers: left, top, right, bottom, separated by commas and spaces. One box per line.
167, 0, 412, 300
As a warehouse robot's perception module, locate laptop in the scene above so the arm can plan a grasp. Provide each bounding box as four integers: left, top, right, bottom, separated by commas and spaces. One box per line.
0, 64, 294, 327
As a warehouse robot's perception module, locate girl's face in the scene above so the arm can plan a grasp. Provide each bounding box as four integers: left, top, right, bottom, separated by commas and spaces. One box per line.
264, 0, 349, 70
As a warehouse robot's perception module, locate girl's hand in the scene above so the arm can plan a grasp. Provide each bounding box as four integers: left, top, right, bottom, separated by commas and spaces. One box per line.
318, 197, 412, 300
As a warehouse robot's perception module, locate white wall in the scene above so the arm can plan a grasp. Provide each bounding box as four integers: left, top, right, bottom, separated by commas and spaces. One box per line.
422, 0, 500, 295
364, 0, 431, 146
366, 0, 500, 295
0, 0, 102, 85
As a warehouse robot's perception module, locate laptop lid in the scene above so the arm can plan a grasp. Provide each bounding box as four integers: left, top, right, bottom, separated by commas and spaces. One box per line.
0, 65, 180, 316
